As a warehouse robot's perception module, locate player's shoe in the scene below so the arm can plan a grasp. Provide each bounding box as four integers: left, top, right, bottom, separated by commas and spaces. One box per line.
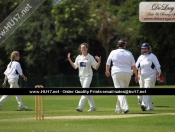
141, 105, 146, 111
18, 106, 28, 110
115, 109, 121, 113
76, 108, 83, 112
122, 110, 129, 114
88, 107, 96, 112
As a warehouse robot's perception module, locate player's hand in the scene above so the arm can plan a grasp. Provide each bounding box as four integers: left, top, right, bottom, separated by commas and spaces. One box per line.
67, 53, 71, 58
138, 74, 140, 80
105, 71, 110, 77
95, 56, 101, 62
157, 73, 164, 82
23, 78, 27, 81
135, 76, 139, 83
2, 82, 6, 87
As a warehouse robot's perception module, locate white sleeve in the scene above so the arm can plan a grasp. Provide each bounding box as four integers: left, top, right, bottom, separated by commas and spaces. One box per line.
4, 68, 9, 76
73, 55, 80, 69
156, 67, 161, 76
4, 64, 11, 76
135, 56, 141, 69
90, 56, 98, 69
106, 51, 113, 66
16, 63, 23, 75
152, 54, 161, 75
152, 55, 161, 68
131, 54, 136, 66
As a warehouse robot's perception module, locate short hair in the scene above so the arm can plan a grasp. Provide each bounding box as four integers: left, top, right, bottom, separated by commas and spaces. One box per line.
79, 42, 89, 48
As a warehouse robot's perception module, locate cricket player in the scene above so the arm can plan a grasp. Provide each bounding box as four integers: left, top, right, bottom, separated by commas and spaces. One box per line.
105, 39, 138, 114
67, 43, 101, 112
136, 43, 163, 111
0, 51, 28, 110
137, 46, 152, 105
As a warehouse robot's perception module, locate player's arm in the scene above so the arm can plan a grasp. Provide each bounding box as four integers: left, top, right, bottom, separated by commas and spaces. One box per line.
105, 65, 110, 77
105, 51, 113, 77
131, 65, 138, 83
21, 74, 27, 81
135, 56, 141, 78
16, 63, 27, 81
94, 56, 101, 70
135, 56, 141, 69
151, 55, 164, 82
2, 76, 7, 87
131, 54, 139, 83
138, 67, 141, 78
67, 53, 76, 69
152, 55, 161, 76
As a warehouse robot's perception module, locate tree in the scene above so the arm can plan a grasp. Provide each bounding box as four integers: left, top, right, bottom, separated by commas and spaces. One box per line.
52, 0, 120, 76
0, 0, 22, 78
1, 0, 61, 77
116, 0, 175, 73
51, 0, 105, 75
51, 0, 97, 48
116, 0, 143, 58
89, 0, 119, 59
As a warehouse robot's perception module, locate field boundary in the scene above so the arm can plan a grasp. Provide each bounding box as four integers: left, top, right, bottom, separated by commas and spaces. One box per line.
0, 113, 175, 122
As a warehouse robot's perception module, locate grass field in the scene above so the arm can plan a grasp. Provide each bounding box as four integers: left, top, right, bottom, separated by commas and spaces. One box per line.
0, 86, 175, 132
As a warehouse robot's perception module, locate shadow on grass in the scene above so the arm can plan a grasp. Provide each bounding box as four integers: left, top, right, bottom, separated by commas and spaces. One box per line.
15, 109, 33, 111
134, 113, 154, 114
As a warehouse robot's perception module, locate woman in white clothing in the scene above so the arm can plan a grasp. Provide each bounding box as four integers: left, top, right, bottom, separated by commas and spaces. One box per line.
67, 43, 101, 112
137, 46, 152, 105
136, 43, 163, 111
0, 51, 28, 110
106, 39, 138, 114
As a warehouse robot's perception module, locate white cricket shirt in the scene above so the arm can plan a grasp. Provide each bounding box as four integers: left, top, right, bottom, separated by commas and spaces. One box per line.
106, 49, 136, 75
136, 53, 161, 79
4, 61, 23, 79
74, 53, 98, 77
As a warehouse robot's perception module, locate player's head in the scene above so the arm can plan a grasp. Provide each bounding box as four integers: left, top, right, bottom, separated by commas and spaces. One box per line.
9, 51, 20, 68
141, 43, 150, 55
10, 51, 20, 61
79, 42, 89, 54
117, 39, 127, 48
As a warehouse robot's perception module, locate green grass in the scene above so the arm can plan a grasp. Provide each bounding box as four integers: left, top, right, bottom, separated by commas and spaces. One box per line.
0, 86, 175, 132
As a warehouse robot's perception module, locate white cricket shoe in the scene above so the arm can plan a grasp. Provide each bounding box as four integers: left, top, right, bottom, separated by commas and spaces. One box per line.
76, 108, 83, 112
115, 110, 121, 113
18, 106, 28, 110
88, 108, 96, 112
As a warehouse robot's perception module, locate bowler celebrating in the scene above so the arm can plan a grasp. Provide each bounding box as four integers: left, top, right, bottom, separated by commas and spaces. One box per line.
67, 42, 101, 112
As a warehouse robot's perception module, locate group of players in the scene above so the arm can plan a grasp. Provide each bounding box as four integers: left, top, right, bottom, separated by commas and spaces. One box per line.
67, 40, 163, 113
0, 40, 163, 113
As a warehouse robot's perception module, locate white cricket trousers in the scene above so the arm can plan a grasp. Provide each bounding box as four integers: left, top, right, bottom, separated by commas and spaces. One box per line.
140, 76, 155, 110
0, 78, 24, 107
137, 77, 143, 101
112, 72, 131, 112
77, 76, 96, 110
